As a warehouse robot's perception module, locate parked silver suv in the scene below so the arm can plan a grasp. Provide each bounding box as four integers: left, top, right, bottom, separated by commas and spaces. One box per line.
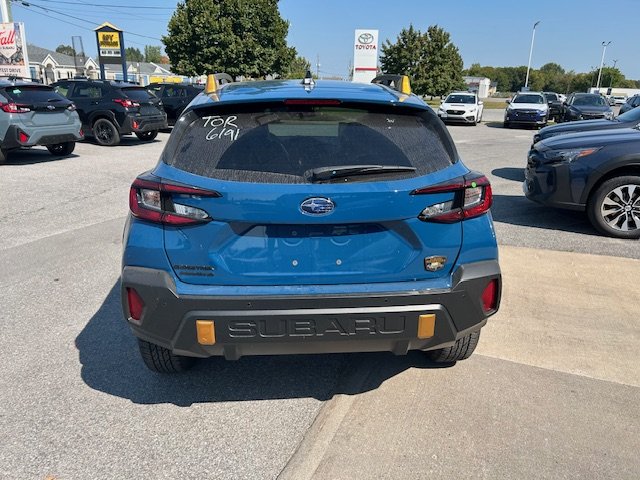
0, 79, 83, 164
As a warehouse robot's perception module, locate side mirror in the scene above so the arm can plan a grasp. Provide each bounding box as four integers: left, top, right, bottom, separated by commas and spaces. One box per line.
505, 99, 511, 104
478, 101, 483, 106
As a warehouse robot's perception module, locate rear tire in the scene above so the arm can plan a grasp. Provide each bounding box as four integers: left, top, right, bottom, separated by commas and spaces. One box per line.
92, 118, 120, 146
46, 141, 75, 156
587, 176, 640, 239
0, 148, 6, 164
135, 130, 158, 142
503, 121, 511, 129
137, 339, 196, 373
426, 330, 481, 363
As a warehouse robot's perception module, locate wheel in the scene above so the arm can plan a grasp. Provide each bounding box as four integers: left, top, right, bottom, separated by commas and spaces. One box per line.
587, 176, 640, 239
137, 339, 196, 373
0, 148, 6, 164
135, 130, 158, 142
503, 121, 511, 129
46, 141, 75, 156
92, 118, 120, 146
477, 111, 483, 123
425, 330, 481, 363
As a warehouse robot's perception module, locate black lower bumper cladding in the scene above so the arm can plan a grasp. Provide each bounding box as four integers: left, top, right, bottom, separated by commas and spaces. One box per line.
121, 260, 501, 359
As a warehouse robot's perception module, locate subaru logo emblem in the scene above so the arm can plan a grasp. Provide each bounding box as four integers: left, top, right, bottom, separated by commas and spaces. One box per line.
46, 105, 55, 110
358, 33, 374, 44
300, 197, 335, 216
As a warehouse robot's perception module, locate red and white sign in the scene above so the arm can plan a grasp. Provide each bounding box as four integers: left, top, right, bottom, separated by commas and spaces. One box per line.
0, 23, 30, 79
353, 29, 379, 84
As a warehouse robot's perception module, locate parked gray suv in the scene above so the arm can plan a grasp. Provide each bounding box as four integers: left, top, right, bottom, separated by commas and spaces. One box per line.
0, 79, 83, 164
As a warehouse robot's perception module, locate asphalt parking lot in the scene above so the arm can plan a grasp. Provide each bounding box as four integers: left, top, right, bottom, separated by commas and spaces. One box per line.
1, 114, 638, 480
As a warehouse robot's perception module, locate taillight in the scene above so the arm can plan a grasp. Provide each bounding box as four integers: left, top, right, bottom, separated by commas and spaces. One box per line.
412, 173, 493, 223
129, 177, 220, 226
0, 102, 31, 113
126, 287, 144, 321
481, 279, 499, 314
113, 98, 139, 108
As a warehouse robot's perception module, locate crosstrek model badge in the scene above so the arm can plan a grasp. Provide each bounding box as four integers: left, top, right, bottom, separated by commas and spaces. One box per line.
300, 197, 335, 215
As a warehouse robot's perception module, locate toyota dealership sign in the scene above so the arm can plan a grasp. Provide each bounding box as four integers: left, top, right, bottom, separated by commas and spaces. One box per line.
353, 29, 379, 83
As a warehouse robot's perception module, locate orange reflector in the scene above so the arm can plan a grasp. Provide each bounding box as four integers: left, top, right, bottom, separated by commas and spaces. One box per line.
196, 320, 216, 345
417, 314, 436, 339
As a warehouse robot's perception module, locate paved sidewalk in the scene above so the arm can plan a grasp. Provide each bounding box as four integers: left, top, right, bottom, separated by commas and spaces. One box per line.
279, 246, 640, 480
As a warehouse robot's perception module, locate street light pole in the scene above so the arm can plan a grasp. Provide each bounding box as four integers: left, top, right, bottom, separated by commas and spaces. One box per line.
596, 41, 611, 91
524, 21, 540, 90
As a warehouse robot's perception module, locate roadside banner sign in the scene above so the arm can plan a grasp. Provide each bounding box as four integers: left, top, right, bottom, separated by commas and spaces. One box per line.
95, 22, 127, 81
352, 29, 379, 84
0, 22, 30, 79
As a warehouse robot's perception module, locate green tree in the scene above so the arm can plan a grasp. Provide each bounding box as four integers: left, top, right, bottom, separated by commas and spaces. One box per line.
125, 47, 144, 62
55, 44, 75, 57
284, 55, 311, 79
421, 25, 464, 96
144, 45, 162, 63
379, 25, 427, 93
163, 0, 296, 78
380, 25, 463, 96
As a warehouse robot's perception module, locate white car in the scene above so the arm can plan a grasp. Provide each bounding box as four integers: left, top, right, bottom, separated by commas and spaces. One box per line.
503, 92, 549, 129
437, 92, 484, 125
613, 95, 627, 105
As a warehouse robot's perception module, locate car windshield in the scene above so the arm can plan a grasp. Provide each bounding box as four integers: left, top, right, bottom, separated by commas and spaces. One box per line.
513, 94, 544, 104
445, 95, 475, 104
571, 95, 606, 106
162, 103, 456, 184
544, 93, 557, 101
2, 85, 66, 103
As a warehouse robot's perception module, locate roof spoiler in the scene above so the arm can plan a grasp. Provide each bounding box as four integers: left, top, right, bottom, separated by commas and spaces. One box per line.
205, 73, 234, 94
371, 74, 411, 95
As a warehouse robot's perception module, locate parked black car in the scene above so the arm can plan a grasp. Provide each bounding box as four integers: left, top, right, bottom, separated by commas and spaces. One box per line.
543, 91, 563, 122
146, 82, 203, 125
533, 104, 640, 144
52, 79, 168, 146
619, 94, 640, 115
525, 128, 640, 238
560, 93, 614, 122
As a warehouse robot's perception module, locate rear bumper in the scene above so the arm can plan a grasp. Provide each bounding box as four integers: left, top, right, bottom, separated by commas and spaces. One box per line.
121, 260, 501, 360
121, 113, 168, 134
2, 124, 83, 149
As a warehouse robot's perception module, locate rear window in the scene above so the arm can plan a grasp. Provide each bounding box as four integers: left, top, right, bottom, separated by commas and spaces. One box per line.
3, 86, 66, 103
161, 103, 457, 184
121, 87, 155, 101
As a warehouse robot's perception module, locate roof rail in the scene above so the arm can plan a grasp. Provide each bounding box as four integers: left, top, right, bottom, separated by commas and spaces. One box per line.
371, 74, 411, 95
205, 72, 234, 94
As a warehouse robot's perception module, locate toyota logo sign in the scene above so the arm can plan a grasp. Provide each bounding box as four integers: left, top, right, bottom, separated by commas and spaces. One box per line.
358, 33, 374, 44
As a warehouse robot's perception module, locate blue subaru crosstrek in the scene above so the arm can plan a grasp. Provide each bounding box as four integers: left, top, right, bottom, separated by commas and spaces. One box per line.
122, 75, 501, 373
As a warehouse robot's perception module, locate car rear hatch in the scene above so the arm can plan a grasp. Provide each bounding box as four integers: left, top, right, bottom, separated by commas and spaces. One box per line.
133, 102, 490, 287
120, 86, 164, 116
1, 85, 77, 127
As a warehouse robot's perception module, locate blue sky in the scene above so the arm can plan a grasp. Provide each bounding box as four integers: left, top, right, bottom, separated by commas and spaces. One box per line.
12, 0, 640, 80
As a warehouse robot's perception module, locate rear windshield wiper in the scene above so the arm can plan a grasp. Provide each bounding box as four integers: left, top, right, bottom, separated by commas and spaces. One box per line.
308, 164, 416, 182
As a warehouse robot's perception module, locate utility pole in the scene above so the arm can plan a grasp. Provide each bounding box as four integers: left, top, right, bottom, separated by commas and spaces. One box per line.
315, 54, 320, 79
1, 0, 12, 22
524, 21, 540, 90
609, 59, 618, 89
596, 41, 611, 91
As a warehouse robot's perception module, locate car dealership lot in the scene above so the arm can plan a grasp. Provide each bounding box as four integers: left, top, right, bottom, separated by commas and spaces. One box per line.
1, 121, 638, 479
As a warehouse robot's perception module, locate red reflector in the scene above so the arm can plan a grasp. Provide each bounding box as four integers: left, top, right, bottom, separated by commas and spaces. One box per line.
126, 288, 144, 321
481, 279, 499, 313
18, 131, 29, 143
132, 121, 139, 129
284, 99, 341, 106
